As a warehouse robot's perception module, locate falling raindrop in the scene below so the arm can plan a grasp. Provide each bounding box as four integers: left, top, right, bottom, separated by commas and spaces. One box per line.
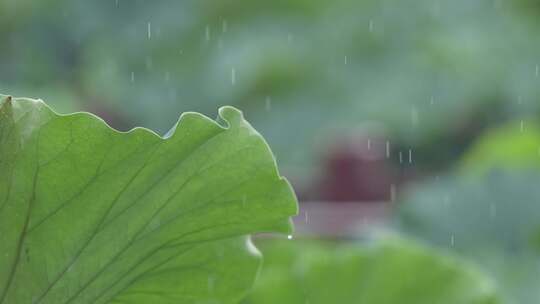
430, 95, 435, 105
390, 184, 396, 202
490, 204, 497, 218
369, 20, 374, 32
399, 151, 403, 164
231, 68, 236, 85
205, 25, 211, 42
450, 235, 455, 247
386, 141, 390, 158
367, 139, 371, 150
130, 71, 135, 83
304, 211, 309, 223
222, 19, 228, 33
408, 149, 413, 164
265, 96, 272, 111
521, 120, 524, 132
287, 33, 293, 43
344, 55, 348, 65
147, 22, 152, 39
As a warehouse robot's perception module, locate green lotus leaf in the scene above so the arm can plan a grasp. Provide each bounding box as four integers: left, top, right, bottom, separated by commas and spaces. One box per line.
0, 94, 298, 304
244, 238, 500, 304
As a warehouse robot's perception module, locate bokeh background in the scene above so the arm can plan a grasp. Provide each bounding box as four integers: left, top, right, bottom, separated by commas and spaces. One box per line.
3, 0, 540, 303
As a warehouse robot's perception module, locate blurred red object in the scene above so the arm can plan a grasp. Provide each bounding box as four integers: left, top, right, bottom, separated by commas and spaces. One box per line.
318, 134, 395, 202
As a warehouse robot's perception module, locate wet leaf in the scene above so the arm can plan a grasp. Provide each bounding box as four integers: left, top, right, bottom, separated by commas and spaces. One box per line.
0, 94, 298, 304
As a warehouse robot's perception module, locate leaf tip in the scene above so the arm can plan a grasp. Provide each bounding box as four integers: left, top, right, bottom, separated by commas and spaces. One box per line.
218, 106, 244, 127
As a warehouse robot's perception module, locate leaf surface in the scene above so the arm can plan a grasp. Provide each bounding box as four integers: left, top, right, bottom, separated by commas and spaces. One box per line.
0, 94, 297, 304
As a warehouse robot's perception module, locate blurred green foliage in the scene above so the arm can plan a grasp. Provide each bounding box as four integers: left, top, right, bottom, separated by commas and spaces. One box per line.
2, 0, 540, 175
399, 171, 540, 252
244, 237, 500, 304
460, 121, 540, 174
397, 118, 540, 303
398, 171, 540, 303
